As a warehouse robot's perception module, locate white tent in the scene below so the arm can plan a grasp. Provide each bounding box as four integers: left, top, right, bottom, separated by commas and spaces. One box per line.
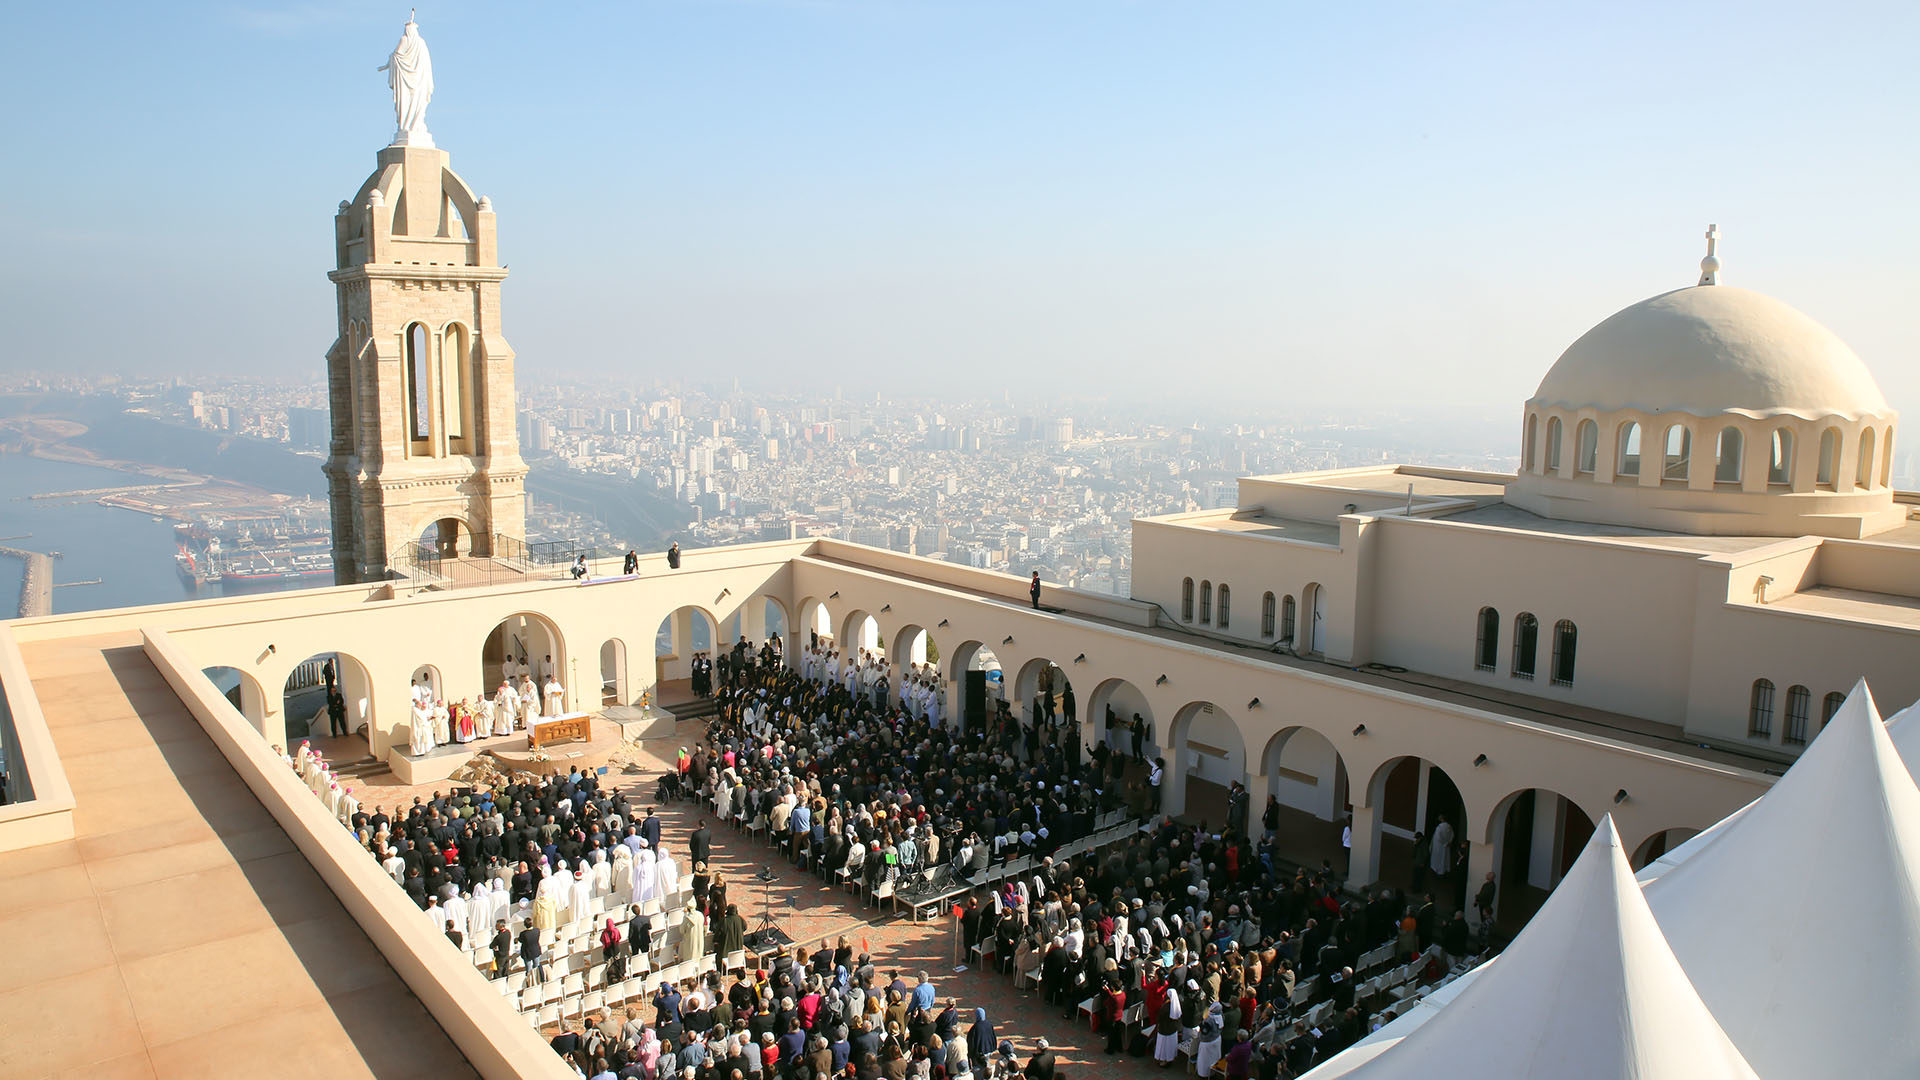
1885, 700, 1918, 785
1304, 817, 1757, 1080
1642, 679, 1920, 1080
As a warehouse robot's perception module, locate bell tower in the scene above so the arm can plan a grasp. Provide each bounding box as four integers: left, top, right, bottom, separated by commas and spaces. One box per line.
322, 136, 527, 584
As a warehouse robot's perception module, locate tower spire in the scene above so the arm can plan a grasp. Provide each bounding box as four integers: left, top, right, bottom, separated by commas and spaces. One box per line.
1698, 223, 1721, 286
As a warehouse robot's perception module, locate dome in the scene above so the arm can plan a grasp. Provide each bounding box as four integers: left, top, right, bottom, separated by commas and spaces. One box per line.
1529, 286, 1891, 421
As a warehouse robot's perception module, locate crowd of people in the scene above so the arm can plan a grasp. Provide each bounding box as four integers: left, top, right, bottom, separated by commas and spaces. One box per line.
660, 633, 1487, 1077
286, 621, 1485, 1078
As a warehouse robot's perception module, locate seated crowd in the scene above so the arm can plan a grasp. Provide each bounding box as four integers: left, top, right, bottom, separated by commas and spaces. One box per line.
282, 630, 1484, 1079
669, 635, 1486, 1078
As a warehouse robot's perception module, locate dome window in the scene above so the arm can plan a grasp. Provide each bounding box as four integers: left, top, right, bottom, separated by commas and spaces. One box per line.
1617, 422, 1642, 478
1767, 429, 1794, 487
1714, 426, 1744, 485
1858, 427, 1877, 489
1816, 428, 1840, 488
1546, 418, 1564, 471
1523, 414, 1538, 472
1662, 424, 1692, 484
1575, 420, 1599, 474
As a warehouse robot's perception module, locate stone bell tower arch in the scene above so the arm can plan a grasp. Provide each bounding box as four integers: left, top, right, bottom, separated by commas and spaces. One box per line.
322, 138, 528, 583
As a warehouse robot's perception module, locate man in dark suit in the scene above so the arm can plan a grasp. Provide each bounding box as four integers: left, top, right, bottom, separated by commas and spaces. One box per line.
640, 806, 662, 851
689, 820, 711, 867
489, 919, 512, 979
519, 919, 547, 983
1029, 571, 1042, 609
666, 542, 681, 569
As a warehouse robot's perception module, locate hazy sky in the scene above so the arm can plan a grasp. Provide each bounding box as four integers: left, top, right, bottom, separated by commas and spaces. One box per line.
2, 1, 1915, 419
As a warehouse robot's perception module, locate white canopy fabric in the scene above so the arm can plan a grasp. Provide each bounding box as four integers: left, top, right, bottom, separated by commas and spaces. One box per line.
1885, 700, 1918, 785
1643, 680, 1920, 1080
1305, 817, 1757, 1080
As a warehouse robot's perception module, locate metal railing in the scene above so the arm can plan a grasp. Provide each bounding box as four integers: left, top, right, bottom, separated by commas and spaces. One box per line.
394, 533, 609, 592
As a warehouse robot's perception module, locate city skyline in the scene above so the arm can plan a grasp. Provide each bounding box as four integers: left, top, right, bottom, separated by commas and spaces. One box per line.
0, 2, 1915, 420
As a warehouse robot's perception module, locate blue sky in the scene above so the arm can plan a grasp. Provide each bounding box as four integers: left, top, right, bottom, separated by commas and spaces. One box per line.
1, 1, 1914, 420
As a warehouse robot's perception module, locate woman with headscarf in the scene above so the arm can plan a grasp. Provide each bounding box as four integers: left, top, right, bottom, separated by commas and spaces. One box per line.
1153, 981, 1184, 1068
636, 1028, 660, 1080
1194, 999, 1225, 1076
966, 1008, 996, 1064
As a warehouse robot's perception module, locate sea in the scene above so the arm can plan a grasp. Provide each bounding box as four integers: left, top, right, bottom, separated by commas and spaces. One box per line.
0, 455, 220, 615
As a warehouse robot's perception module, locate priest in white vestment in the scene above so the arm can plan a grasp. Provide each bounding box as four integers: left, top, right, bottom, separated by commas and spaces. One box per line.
409, 704, 435, 756
494, 681, 518, 735
543, 677, 565, 717
631, 844, 658, 903
430, 700, 452, 745
518, 675, 539, 722
566, 868, 593, 923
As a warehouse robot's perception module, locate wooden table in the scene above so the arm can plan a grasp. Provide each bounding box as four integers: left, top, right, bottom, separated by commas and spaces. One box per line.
529, 714, 590, 749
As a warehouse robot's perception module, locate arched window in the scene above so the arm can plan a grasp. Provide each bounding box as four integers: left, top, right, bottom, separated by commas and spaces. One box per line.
1546, 417, 1564, 471
443, 323, 468, 441
1816, 428, 1840, 487
1198, 581, 1212, 624
1821, 691, 1846, 727
1663, 424, 1691, 483
405, 322, 431, 442
1523, 414, 1538, 472
1216, 584, 1231, 630
1783, 685, 1811, 746
1767, 428, 1793, 486
1280, 595, 1297, 643
1575, 420, 1598, 474
1881, 426, 1895, 487
1180, 578, 1194, 622
1748, 679, 1775, 738
1261, 592, 1277, 638
1550, 620, 1577, 686
1715, 426, 1743, 484
1616, 421, 1641, 477
1511, 613, 1539, 680
1857, 426, 1877, 488
1474, 607, 1499, 671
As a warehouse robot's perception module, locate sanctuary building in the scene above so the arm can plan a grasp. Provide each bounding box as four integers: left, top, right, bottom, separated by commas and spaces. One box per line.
0, 23, 1914, 1079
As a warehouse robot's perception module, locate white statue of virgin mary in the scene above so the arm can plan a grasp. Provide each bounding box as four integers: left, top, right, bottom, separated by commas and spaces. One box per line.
379, 11, 435, 147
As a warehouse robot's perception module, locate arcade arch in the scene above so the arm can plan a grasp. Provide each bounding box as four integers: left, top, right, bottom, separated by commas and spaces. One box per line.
600, 638, 629, 706
947, 640, 1004, 729
203, 666, 266, 731
891, 624, 931, 669
1487, 787, 1597, 926
841, 610, 880, 657
655, 605, 719, 688
1164, 701, 1247, 823
1255, 726, 1351, 866
483, 612, 565, 705
1012, 657, 1074, 728
1364, 755, 1466, 890
1630, 826, 1700, 871
280, 651, 373, 744
1085, 677, 1153, 756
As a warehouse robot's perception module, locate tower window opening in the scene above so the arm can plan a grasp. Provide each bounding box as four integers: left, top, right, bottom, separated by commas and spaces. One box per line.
406, 322, 431, 442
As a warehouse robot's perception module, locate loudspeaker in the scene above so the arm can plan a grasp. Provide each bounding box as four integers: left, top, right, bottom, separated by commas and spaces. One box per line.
964, 670, 986, 732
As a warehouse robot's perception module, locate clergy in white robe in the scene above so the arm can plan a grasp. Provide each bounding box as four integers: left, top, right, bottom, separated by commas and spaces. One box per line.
409, 705, 435, 756
443, 891, 469, 936
631, 845, 659, 903
655, 843, 681, 896
517, 676, 538, 722
466, 883, 493, 942
542, 677, 565, 717
494, 682, 517, 735
566, 868, 593, 923
430, 700, 452, 745
590, 851, 613, 897
338, 787, 359, 825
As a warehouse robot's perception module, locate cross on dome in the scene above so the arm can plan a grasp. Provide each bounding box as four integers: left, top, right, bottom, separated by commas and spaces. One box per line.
1698, 223, 1721, 286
